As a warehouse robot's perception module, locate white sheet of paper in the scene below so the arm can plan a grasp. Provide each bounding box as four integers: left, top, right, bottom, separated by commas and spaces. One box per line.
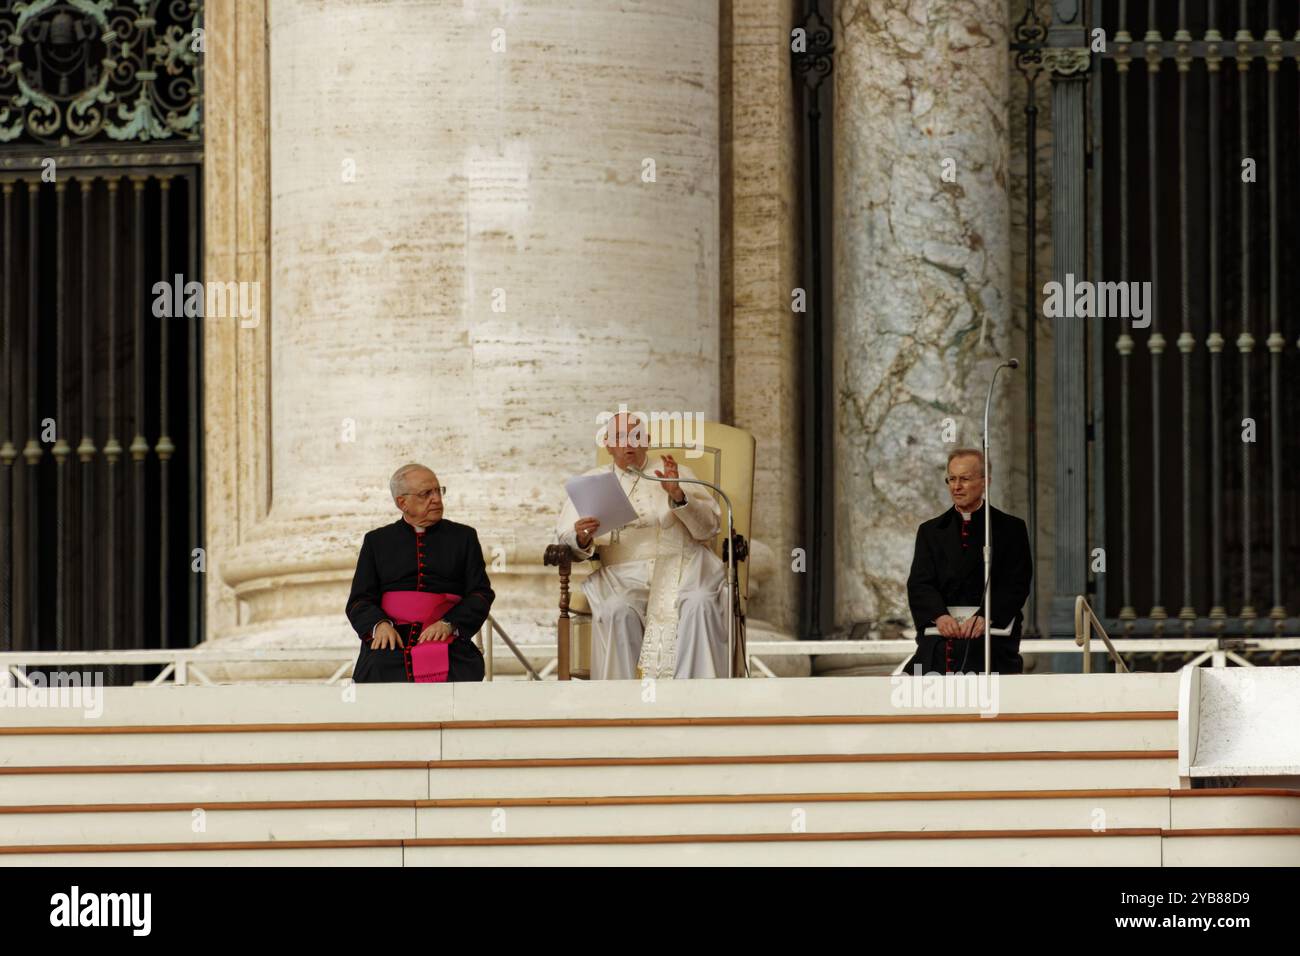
565, 470, 641, 536
923, 606, 1012, 637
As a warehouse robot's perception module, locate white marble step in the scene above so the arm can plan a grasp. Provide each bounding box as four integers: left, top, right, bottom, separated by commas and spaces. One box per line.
0, 833, 1166, 867
0, 755, 1181, 806
0, 767, 430, 807
0, 729, 441, 767
10, 832, 1291, 867
1169, 793, 1300, 830
2, 845, 405, 867
426, 756, 1182, 798
437, 718, 1176, 760
8, 792, 1295, 847
1162, 833, 1300, 866
402, 835, 1167, 866
0, 793, 1170, 846
0, 673, 1180, 728
0, 716, 1175, 767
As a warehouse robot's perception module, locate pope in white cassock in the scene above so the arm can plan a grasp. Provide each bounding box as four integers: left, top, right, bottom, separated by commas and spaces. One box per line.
555, 413, 728, 679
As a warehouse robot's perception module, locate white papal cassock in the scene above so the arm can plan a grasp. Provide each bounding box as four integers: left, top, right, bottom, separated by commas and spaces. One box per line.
555, 456, 727, 679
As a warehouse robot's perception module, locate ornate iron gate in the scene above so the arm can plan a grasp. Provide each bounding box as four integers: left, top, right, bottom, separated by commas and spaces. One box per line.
1021, 1, 1300, 639
0, 1, 204, 672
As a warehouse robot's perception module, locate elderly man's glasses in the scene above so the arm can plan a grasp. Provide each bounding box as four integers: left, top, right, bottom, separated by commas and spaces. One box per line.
405, 487, 447, 501
945, 475, 980, 486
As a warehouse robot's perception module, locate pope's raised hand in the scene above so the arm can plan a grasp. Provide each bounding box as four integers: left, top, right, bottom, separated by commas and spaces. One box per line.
655, 454, 684, 503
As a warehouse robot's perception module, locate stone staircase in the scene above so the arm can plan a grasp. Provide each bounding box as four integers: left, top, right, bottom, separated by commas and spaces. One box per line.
0, 675, 1296, 865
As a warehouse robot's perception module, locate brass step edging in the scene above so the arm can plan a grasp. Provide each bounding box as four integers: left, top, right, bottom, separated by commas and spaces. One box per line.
0, 711, 1178, 736
3, 787, 1294, 815
7, 827, 1298, 855
0, 750, 1180, 776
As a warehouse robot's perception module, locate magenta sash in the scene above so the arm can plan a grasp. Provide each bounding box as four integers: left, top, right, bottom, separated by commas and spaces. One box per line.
380, 591, 462, 683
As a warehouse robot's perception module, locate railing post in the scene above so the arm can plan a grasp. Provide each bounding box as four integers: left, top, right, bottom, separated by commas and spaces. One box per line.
1074, 595, 1091, 673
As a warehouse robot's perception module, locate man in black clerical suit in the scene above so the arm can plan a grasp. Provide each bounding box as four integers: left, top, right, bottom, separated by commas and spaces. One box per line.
906, 449, 1032, 675
346, 463, 494, 683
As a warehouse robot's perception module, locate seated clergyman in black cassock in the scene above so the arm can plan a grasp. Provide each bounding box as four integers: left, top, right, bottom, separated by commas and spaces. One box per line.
346, 464, 495, 683
905, 449, 1032, 675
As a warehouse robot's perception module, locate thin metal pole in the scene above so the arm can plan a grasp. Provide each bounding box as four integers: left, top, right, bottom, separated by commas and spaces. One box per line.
1207, 1, 1225, 624
1087, 0, 1105, 624
1145, 1, 1166, 624
78, 178, 97, 654
982, 361, 1016, 674
54, 181, 69, 652
23, 182, 41, 653
1176, 0, 1196, 627
187, 169, 201, 646
0, 183, 12, 653
1236, 3, 1255, 623
1024, 49, 1040, 635
1264, 0, 1284, 625
130, 176, 148, 671
1115, 3, 1136, 626
105, 178, 122, 676
158, 176, 174, 649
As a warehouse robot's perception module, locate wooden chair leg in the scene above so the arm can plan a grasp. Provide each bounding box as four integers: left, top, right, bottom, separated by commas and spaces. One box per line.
557, 615, 570, 681
545, 545, 573, 681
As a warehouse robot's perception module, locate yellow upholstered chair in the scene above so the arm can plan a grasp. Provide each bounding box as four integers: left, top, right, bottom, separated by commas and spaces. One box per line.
543, 422, 756, 679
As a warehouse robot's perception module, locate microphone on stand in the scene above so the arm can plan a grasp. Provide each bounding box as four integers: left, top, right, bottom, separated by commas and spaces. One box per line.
982, 358, 1020, 676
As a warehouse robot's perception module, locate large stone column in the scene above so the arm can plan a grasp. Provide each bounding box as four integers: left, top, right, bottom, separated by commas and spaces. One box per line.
832, 0, 1014, 630
722, 0, 804, 645
204, 0, 719, 662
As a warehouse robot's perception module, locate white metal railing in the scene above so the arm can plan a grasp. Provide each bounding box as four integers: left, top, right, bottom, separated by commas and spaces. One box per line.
0, 615, 540, 687
1074, 594, 1130, 673
3, 625, 1297, 685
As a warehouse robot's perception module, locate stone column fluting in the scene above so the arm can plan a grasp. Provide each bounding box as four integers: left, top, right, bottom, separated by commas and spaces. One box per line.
206, 0, 719, 668
832, 0, 1013, 631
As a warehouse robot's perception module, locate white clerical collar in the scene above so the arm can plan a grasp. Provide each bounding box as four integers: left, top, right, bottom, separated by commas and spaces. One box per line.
613, 459, 650, 479
958, 500, 985, 521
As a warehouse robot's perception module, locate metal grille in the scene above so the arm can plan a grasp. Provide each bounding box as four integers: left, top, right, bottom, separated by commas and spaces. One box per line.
1, 170, 203, 676
1, 2, 204, 681
1093, 1, 1300, 635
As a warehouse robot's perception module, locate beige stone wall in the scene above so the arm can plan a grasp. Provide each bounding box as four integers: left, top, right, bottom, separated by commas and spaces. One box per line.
721, 0, 804, 639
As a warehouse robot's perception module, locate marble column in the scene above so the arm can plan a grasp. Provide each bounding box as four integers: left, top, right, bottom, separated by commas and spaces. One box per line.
832, 0, 1014, 630
203, 0, 719, 669
723, 0, 804, 648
